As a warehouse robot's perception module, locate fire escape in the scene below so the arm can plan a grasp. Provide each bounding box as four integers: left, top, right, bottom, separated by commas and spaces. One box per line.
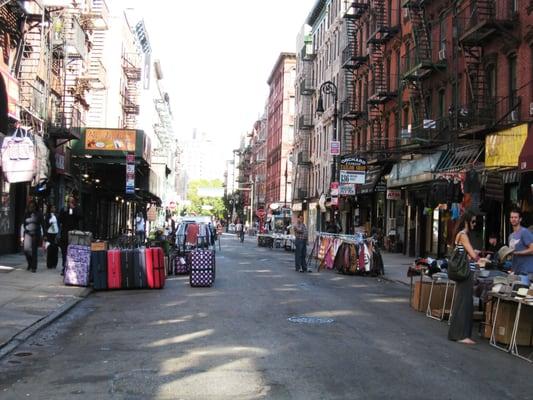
341, 1, 369, 156
401, 0, 446, 148
122, 53, 141, 129
296, 34, 314, 200
456, 0, 518, 136
366, 0, 398, 155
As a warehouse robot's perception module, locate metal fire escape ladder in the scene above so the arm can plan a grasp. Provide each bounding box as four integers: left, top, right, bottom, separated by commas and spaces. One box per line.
122, 54, 141, 129
406, 2, 432, 66
462, 45, 488, 124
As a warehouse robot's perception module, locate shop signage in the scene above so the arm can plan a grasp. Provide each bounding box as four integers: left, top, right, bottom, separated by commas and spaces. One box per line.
330, 182, 339, 196
55, 153, 65, 173
339, 183, 356, 195
125, 153, 135, 195
330, 141, 340, 156
386, 189, 401, 200
0, 64, 20, 120
85, 128, 136, 152
256, 208, 266, 218
485, 124, 527, 168
340, 156, 366, 184
331, 196, 338, 206
375, 178, 387, 193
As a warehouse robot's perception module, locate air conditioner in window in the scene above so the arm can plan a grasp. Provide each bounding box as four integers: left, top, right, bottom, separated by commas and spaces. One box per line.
510, 110, 519, 122
438, 48, 446, 60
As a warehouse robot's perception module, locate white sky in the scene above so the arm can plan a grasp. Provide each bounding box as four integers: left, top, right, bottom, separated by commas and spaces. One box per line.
118, 0, 316, 165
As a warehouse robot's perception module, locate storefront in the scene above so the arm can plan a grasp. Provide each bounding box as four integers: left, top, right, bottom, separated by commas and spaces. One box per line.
388, 152, 443, 257
70, 128, 160, 239
518, 128, 533, 219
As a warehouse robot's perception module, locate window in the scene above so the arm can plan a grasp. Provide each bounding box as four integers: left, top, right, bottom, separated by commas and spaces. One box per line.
486, 63, 496, 100
439, 16, 446, 52
508, 55, 517, 108
438, 89, 446, 119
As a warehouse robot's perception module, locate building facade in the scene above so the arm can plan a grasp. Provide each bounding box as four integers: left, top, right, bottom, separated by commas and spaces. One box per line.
265, 52, 296, 215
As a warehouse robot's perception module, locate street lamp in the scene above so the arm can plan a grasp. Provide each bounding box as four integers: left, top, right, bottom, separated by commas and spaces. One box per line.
316, 80, 339, 185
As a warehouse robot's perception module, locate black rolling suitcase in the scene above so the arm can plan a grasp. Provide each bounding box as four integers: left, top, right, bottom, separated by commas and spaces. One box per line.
91, 250, 108, 290
133, 247, 147, 288
46, 242, 59, 269
120, 249, 135, 289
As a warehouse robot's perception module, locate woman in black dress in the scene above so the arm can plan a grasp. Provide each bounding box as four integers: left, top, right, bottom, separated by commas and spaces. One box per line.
22, 200, 44, 273
448, 209, 480, 344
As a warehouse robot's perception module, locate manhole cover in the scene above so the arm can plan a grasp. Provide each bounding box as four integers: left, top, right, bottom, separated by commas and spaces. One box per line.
288, 316, 334, 324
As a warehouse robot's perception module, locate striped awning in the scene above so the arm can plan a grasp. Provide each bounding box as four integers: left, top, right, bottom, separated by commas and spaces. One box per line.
435, 143, 484, 172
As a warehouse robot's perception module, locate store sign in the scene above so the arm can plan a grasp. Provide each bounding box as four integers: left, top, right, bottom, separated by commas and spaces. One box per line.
330, 182, 339, 196
386, 189, 401, 200
340, 156, 367, 184
330, 141, 340, 156
125, 153, 135, 195
339, 183, 356, 195
85, 128, 136, 152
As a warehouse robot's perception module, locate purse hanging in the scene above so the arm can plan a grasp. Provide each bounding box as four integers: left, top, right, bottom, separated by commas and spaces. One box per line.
447, 246, 470, 282
1, 127, 36, 183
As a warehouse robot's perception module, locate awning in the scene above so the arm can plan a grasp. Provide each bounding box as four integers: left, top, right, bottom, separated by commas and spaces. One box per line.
388, 152, 443, 188
435, 143, 484, 172
519, 131, 533, 172
359, 164, 392, 194
486, 123, 528, 168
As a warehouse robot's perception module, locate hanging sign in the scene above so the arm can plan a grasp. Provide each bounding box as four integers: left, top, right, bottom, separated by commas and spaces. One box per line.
340, 156, 367, 184
330, 141, 340, 156
387, 189, 401, 200
125, 153, 135, 195
339, 184, 356, 195
330, 182, 339, 196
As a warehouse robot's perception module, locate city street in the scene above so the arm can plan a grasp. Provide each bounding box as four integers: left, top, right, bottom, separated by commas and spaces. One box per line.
1, 236, 532, 400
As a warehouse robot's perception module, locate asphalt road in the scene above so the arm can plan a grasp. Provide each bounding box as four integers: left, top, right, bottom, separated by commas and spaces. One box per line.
1, 235, 532, 399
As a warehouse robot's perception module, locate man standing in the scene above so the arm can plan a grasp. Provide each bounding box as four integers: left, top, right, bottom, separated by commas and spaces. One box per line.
135, 212, 146, 245
293, 213, 310, 273
508, 208, 533, 276
58, 196, 83, 276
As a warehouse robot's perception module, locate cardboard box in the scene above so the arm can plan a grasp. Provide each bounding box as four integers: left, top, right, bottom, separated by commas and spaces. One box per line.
484, 299, 533, 346
410, 280, 454, 313
90, 241, 108, 251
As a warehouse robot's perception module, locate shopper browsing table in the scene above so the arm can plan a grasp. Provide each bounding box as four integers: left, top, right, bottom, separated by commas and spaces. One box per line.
508, 208, 533, 276
448, 210, 487, 345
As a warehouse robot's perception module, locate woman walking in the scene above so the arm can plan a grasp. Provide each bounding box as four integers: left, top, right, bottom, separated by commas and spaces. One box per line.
44, 205, 59, 269
21, 200, 44, 273
448, 209, 481, 344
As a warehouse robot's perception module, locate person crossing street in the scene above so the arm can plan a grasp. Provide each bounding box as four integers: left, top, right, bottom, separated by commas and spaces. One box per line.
293, 213, 310, 273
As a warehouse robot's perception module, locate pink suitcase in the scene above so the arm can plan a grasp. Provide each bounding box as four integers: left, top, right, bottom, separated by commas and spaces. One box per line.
107, 249, 122, 289
146, 247, 165, 289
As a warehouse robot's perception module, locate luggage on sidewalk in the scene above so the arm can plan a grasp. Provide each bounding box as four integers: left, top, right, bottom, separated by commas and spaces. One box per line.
107, 249, 122, 289
133, 247, 147, 289
174, 255, 189, 275
64, 244, 91, 287
120, 249, 135, 289
146, 247, 165, 289
91, 250, 108, 290
46, 242, 59, 269
189, 249, 215, 287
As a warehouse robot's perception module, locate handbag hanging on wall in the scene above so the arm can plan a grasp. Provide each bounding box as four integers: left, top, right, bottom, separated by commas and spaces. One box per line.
1, 127, 36, 183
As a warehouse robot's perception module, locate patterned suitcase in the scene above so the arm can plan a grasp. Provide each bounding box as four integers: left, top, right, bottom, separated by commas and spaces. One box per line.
189, 249, 215, 287
64, 245, 91, 287
133, 247, 147, 289
90, 250, 108, 290
107, 249, 122, 289
174, 255, 190, 275
146, 247, 165, 289
120, 249, 135, 289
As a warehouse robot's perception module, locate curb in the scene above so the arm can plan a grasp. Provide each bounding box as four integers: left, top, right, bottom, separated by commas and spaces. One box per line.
0, 287, 93, 361
381, 275, 410, 286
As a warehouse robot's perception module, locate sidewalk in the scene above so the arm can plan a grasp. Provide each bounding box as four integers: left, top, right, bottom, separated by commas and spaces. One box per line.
380, 251, 416, 286
0, 250, 91, 359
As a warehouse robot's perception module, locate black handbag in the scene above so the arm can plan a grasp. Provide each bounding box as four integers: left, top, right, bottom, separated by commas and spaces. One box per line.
447, 246, 470, 281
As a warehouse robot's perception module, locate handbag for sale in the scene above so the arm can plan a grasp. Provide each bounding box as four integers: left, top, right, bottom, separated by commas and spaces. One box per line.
447, 246, 470, 282
1, 127, 36, 183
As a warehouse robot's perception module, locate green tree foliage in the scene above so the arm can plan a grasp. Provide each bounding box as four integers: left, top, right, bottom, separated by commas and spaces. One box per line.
186, 179, 225, 219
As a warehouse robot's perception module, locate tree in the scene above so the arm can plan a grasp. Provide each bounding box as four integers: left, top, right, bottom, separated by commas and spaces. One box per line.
186, 179, 225, 219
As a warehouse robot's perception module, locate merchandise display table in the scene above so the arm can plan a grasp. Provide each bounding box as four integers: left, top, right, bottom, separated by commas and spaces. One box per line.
426, 273, 456, 322
488, 293, 533, 362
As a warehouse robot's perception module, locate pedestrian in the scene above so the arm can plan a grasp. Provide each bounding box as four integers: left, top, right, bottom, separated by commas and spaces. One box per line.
135, 211, 146, 245
44, 204, 59, 269
21, 200, 44, 273
448, 209, 482, 345
235, 219, 244, 243
508, 208, 533, 276
293, 213, 310, 273
58, 196, 83, 276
